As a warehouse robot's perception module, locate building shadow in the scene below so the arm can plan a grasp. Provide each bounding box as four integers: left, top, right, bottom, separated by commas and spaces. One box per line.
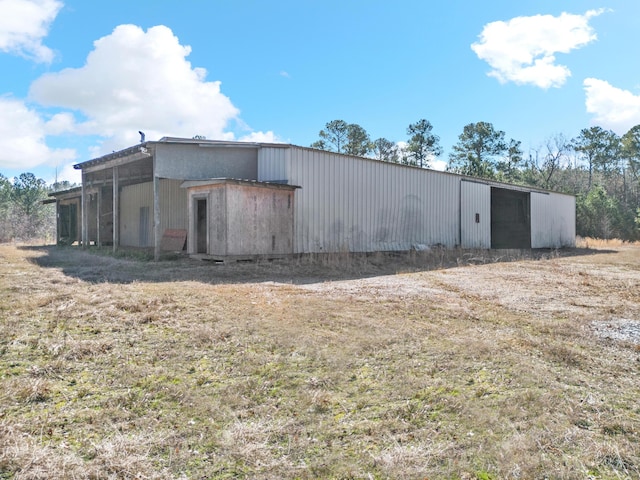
19, 244, 619, 287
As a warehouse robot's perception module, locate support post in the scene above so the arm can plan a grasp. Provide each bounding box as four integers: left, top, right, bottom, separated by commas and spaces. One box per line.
113, 166, 119, 252
55, 199, 60, 246
96, 188, 101, 247
81, 172, 88, 247
153, 175, 161, 261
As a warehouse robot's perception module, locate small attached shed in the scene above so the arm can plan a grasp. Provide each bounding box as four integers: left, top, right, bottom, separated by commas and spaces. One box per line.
182, 179, 297, 259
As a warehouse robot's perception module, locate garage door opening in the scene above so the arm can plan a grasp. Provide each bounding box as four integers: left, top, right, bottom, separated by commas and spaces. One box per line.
491, 187, 531, 249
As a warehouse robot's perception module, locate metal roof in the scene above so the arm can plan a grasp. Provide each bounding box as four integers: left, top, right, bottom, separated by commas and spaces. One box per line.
71, 136, 572, 198
180, 178, 299, 190
73, 137, 291, 171
47, 186, 83, 198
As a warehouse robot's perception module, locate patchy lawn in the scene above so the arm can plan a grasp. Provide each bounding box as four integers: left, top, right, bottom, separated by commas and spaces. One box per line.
1, 243, 639, 479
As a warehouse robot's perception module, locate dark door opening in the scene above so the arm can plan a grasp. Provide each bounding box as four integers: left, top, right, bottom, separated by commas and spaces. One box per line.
491, 188, 531, 249
58, 203, 77, 245
196, 199, 207, 254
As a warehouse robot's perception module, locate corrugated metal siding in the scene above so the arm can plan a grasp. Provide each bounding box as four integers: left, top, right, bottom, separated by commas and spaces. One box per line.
531, 192, 576, 248
259, 147, 460, 253
258, 147, 290, 181
155, 144, 258, 180
120, 182, 152, 246
460, 180, 491, 248
259, 146, 577, 252
159, 179, 188, 232
118, 179, 187, 247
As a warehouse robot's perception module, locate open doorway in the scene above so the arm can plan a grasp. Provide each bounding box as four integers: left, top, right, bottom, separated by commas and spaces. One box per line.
196, 198, 207, 254
491, 187, 531, 249
58, 203, 78, 245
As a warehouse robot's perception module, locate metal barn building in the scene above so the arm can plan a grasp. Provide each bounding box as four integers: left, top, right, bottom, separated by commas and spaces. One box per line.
50, 137, 575, 259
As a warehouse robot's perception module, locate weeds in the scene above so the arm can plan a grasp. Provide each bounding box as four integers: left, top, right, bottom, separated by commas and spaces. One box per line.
1, 243, 640, 479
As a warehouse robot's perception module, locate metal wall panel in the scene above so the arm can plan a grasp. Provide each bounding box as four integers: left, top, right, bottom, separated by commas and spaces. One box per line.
259, 147, 461, 253
531, 192, 576, 248
118, 179, 187, 247
155, 143, 258, 180
159, 179, 188, 232
460, 180, 491, 248
257, 146, 290, 182
120, 182, 152, 246
259, 146, 576, 253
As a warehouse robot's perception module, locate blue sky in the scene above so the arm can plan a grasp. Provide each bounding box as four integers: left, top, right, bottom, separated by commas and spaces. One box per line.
1, 0, 639, 184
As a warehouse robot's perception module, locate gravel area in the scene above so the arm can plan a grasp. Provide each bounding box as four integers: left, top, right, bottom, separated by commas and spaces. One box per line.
592, 319, 640, 344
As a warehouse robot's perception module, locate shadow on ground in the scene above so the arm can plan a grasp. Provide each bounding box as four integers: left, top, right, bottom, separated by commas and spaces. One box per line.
20, 244, 617, 286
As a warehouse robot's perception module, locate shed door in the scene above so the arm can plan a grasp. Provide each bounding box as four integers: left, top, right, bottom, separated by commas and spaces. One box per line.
196, 199, 207, 254
460, 180, 491, 249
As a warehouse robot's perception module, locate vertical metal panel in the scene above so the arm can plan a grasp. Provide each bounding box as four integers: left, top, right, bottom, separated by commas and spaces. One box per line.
120, 182, 152, 247
460, 180, 491, 249
531, 192, 576, 248
119, 180, 187, 247
259, 146, 576, 252
159, 179, 188, 231
258, 146, 289, 181
155, 144, 258, 180
259, 146, 461, 253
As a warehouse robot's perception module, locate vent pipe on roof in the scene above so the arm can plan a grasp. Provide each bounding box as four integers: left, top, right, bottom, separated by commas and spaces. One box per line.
139, 131, 145, 143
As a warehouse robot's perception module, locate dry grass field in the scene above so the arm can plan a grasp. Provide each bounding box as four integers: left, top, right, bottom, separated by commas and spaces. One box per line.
1, 242, 639, 479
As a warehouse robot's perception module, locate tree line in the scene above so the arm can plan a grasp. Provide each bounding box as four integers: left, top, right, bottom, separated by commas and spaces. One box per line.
311, 119, 640, 241
0, 173, 74, 243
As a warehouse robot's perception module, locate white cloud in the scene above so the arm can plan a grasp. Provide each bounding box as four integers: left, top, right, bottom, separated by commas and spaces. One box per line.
0, 96, 76, 170
472, 9, 604, 89
44, 111, 75, 134
29, 24, 241, 152
52, 161, 81, 185
0, 0, 62, 63
584, 78, 640, 134
238, 131, 284, 143
430, 159, 447, 172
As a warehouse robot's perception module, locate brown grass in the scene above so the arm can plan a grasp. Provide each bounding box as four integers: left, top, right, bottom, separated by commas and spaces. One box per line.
576, 236, 640, 248
1, 243, 639, 479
